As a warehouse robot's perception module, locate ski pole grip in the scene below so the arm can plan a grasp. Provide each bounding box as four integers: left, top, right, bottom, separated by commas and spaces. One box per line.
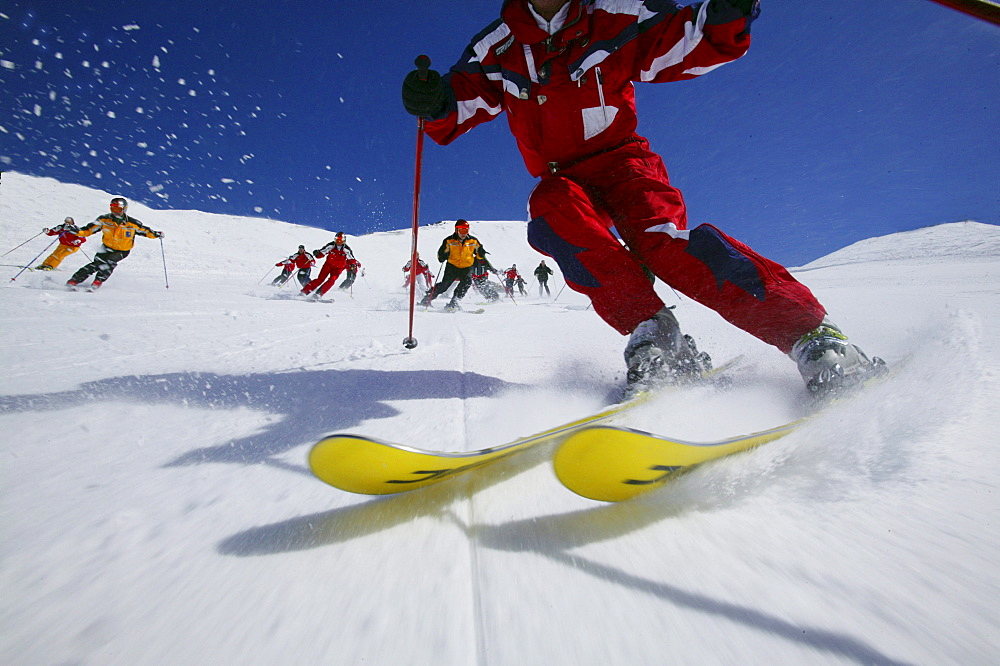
415, 55, 431, 82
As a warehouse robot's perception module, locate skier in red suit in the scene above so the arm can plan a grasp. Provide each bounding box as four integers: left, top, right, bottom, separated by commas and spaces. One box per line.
302, 233, 355, 298
401, 0, 884, 397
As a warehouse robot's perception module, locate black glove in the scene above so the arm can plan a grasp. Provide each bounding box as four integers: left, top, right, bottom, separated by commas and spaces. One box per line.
402, 68, 448, 118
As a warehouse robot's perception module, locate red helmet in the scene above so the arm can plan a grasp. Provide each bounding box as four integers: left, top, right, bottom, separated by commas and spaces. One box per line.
455, 219, 470, 231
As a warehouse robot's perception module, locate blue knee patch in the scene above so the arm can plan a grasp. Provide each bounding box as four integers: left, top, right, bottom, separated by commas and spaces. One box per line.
527, 216, 601, 289
685, 225, 766, 301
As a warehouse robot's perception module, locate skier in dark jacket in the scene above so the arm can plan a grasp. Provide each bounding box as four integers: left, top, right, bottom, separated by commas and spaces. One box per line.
401, 0, 884, 396
420, 219, 487, 311
534, 260, 554, 297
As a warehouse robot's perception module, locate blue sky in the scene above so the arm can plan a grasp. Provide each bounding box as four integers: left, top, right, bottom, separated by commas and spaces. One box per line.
1, 0, 997, 266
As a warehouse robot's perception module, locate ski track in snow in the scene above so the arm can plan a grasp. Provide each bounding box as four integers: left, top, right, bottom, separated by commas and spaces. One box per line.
1, 172, 998, 664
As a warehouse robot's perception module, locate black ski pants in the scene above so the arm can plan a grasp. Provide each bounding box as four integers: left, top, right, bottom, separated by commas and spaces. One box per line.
70, 246, 130, 283
428, 263, 473, 301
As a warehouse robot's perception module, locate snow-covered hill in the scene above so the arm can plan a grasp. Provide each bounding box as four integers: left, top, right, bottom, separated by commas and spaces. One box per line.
1, 172, 998, 664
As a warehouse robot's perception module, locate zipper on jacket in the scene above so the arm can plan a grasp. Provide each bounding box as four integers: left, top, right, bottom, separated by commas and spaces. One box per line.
595, 66, 608, 125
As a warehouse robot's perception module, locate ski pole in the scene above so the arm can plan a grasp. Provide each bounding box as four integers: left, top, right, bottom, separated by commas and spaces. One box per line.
257, 266, 277, 285
159, 237, 170, 288
9, 239, 56, 281
404, 54, 431, 351
553, 283, 567, 302
926, 0, 1000, 25
3, 231, 43, 257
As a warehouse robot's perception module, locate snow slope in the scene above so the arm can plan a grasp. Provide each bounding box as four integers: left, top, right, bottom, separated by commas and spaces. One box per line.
1, 172, 998, 664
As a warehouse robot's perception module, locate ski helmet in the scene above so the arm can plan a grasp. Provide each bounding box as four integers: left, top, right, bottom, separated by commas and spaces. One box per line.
335, 232, 346, 243
110, 197, 128, 214
298, 245, 306, 251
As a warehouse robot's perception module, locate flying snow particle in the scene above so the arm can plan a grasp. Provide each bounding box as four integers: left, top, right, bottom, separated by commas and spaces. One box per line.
152, 55, 160, 68
34, 60, 42, 70
123, 24, 140, 31
178, 78, 185, 85
55, 52, 63, 60
188, 90, 196, 96
254, 206, 263, 213
0, 60, 14, 70
107, 111, 116, 118
356, 177, 362, 182
135, 106, 143, 113
221, 178, 235, 184
33, 104, 41, 116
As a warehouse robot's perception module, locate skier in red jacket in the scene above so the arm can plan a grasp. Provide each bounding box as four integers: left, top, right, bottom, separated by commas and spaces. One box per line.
402, 0, 883, 397
35, 217, 87, 270
339, 258, 363, 290
272, 246, 316, 287
302, 233, 355, 299
403, 254, 433, 290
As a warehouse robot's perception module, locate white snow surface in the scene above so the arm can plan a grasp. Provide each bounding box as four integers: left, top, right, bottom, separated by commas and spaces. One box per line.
1, 172, 998, 664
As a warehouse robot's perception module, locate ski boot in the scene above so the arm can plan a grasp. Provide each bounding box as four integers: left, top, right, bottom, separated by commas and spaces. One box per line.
88, 280, 103, 292
443, 297, 460, 312
790, 319, 887, 399
418, 292, 433, 307
66, 279, 80, 291
34, 264, 53, 271
623, 307, 712, 399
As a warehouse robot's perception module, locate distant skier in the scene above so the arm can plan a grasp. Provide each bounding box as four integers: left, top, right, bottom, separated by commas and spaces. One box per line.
402, 253, 433, 290
66, 198, 163, 290
35, 217, 87, 270
533, 260, 554, 297
503, 264, 524, 296
302, 232, 354, 299
271, 246, 315, 287
420, 219, 486, 311
401, 0, 884, 396
339, 257, 362, 290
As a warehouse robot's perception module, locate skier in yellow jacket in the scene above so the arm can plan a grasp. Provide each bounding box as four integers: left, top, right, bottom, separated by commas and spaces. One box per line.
67, 197, 163, 290
419, 219, 486, 311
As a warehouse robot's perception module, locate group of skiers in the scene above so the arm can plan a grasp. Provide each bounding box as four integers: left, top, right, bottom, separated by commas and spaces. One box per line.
410, 219, 558, 311
270, 234, 363, 297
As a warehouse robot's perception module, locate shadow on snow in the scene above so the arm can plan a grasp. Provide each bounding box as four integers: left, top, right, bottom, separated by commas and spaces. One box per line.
0, 368, 520, 472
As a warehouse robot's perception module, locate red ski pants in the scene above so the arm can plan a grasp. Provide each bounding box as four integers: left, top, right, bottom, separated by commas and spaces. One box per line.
302, 259, 345, 296
526, 139, 826, 353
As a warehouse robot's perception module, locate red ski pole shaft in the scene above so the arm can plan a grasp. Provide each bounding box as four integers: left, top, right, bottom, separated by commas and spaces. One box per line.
404, 55, 432, 350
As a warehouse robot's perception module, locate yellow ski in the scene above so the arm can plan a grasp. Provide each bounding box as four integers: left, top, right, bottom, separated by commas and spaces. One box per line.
553, 420, 807, 502
309, 356, 744, 495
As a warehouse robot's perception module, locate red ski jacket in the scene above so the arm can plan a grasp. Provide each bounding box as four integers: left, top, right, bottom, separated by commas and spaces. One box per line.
291, 251, 315, 269
425, 0, 754, 177
314, 242, 354, 270
46, 224, 87, 247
